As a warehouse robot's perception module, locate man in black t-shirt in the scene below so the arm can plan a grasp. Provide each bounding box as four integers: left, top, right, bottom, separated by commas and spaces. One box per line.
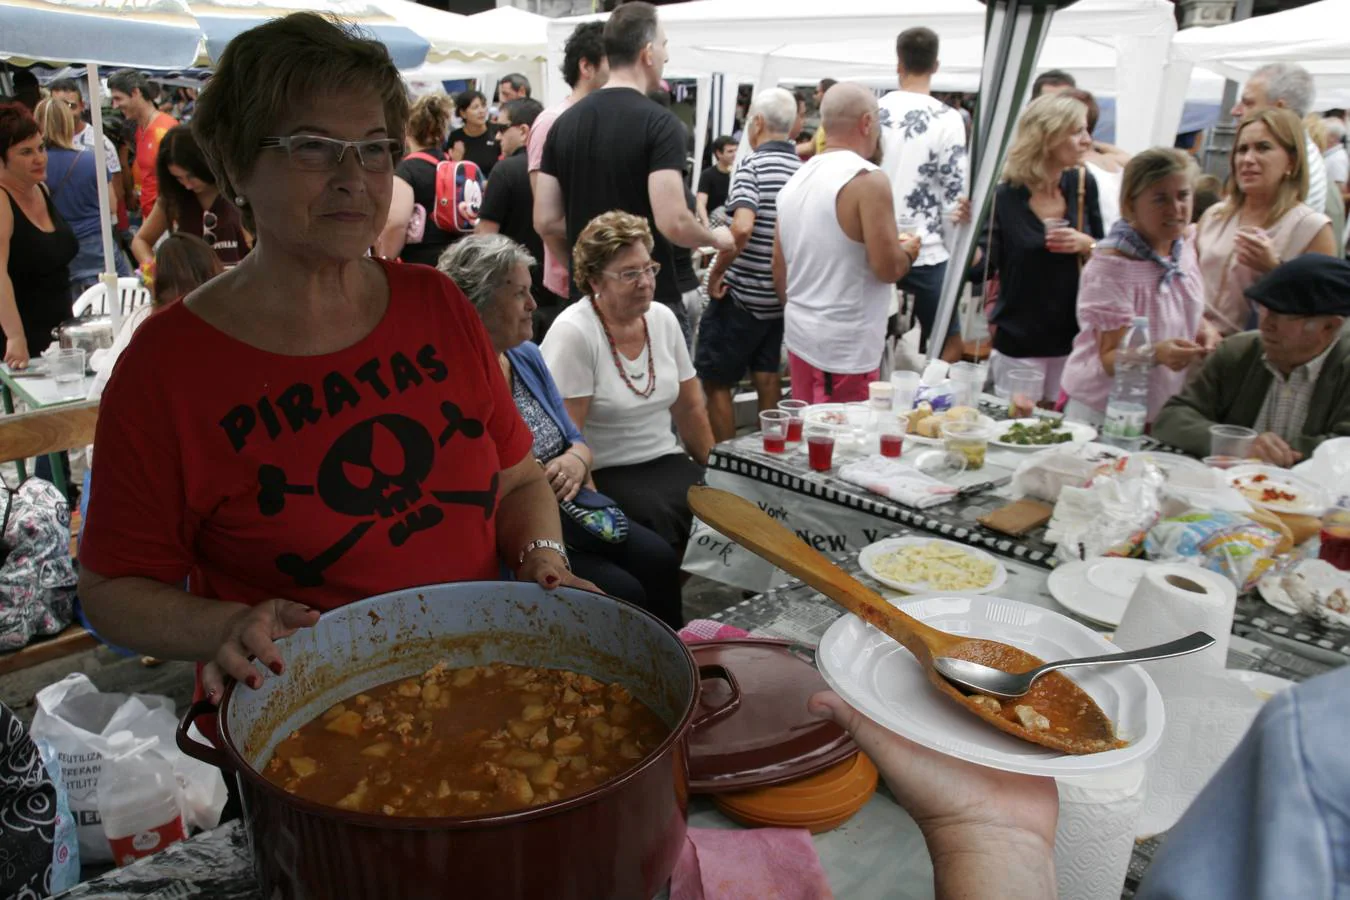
535, 1, 733, 337
478, 98, 556, 339
696, 135, 736, 226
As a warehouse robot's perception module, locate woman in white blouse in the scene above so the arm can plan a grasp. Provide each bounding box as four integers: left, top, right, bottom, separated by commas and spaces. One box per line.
541, 211, 713, 554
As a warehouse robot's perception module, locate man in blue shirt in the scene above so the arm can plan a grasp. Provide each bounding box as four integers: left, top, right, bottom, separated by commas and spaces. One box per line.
810, 665, 1350, 898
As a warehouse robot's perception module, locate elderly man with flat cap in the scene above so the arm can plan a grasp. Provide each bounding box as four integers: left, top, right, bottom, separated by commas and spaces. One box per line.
1153, 254, 1350, 467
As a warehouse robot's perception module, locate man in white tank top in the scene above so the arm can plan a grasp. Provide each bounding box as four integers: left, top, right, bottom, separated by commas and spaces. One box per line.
773, 83, 921, 403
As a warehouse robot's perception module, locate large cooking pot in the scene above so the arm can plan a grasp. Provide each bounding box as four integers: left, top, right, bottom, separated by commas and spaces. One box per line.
177, 581, 726, 900
51, 314, 114, 354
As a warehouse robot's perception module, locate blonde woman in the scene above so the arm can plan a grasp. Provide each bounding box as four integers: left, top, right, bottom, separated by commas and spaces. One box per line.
540, 210, 712, 556
34, 98, 109, 296
376, 92, 454, 264
983, 93, 1104, 402
1196, 108, 1336, 337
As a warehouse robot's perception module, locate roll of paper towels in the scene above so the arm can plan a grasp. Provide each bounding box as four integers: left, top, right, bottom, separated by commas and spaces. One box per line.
1114, 563, 1260, 836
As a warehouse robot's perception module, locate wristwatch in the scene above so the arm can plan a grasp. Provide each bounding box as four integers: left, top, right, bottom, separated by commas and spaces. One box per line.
519, 538, 571, 572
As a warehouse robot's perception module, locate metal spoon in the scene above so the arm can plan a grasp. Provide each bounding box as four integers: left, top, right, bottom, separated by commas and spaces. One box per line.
934, 631, 1215, 699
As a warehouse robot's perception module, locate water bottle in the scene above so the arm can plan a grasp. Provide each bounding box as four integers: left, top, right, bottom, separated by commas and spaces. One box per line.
1102, 316, 1151, 450
97, 732, 186, 867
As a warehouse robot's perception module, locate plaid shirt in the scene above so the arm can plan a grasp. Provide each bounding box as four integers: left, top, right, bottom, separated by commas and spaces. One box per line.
1254, 340, 1335, 441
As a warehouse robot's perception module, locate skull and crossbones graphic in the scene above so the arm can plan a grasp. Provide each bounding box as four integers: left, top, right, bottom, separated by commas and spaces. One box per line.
257, 402, 497, 588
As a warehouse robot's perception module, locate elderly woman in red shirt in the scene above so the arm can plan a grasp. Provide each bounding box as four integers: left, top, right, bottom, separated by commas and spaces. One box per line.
79, 14, 592, 704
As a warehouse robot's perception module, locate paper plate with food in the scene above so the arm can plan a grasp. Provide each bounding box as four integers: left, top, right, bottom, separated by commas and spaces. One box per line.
1257, 558, 1350, 627
816, 594, 1165, 776
859, 537, 1007, 595
991, 418, 1097, 450
901, 404, 998, 446
1225, 464, 1328, 517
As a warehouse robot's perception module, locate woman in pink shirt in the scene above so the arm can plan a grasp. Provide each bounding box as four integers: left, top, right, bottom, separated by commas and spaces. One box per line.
1062, 148, 1215, 426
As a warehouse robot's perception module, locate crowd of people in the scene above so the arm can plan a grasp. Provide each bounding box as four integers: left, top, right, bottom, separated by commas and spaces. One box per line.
0, 0, 1346, 628
0, 5, 1346, 898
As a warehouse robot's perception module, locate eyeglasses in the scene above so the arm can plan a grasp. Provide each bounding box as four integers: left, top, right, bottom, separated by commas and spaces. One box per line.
258, 135, 404, 173
202, 210, 218, 245
602, 262, 661, 286
62, 100, 78, 111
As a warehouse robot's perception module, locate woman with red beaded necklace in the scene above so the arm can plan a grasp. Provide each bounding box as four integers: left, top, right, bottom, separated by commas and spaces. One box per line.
542, 211, 713, 557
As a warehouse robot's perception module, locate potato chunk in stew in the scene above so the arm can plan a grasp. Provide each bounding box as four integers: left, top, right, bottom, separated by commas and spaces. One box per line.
263, 664, 668, 817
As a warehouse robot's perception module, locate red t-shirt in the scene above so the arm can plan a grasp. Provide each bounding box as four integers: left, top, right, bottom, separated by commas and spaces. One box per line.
134, 112, 177, 219
81, 260, 532, 612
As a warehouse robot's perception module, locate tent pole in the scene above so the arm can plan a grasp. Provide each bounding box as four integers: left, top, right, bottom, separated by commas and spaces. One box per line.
85, 63, 122, 336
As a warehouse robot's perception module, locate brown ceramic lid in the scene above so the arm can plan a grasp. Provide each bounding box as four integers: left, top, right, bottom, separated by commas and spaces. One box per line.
714, 752, 879, 834
687, 639, 857, 793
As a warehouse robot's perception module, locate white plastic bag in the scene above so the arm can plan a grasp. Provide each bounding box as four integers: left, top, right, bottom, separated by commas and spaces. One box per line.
29, 673, 227, 862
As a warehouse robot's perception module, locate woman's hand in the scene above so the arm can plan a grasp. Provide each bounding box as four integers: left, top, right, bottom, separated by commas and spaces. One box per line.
201, 599, 322, 701
1234, 228, 1280, 273
4, 334, 29, 370
450, 141, 466, 163
1154, 338, 1206, 372
518, 547, 601, 593
543, 452, 587, 502
1045, 227, 1093, 256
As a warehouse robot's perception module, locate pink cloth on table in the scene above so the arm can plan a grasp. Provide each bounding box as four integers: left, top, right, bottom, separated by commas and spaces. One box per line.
671, 827, 834, 900
1060, 247, 1204, 422
679, 619, 751, 643
527, 97, 575, 298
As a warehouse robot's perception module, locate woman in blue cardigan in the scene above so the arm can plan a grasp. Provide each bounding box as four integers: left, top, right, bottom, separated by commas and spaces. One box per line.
439, 236, 683, 628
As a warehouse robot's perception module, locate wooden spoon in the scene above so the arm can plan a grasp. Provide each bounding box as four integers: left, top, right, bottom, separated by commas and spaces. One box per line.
688, 486, 1124, 754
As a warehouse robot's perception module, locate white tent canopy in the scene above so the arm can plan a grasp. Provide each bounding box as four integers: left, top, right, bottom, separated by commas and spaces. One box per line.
1161, 0, 1350, 142
544, 0, 1178, 152
402, 7, 551, 100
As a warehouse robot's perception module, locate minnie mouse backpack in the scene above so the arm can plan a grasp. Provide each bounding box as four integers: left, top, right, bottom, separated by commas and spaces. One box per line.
404, 152, 486, 237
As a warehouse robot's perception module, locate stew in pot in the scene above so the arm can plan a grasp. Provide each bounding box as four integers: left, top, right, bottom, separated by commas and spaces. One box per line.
263, 662, 669, 817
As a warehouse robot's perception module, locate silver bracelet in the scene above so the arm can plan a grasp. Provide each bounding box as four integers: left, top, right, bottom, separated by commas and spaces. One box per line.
518, 538, 570, 572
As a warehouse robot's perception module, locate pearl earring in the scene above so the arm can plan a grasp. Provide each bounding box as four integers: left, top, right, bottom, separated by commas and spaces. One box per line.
235, 195, 247, 206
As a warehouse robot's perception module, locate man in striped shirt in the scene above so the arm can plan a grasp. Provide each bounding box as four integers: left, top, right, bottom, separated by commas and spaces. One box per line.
698, 88, 802, 441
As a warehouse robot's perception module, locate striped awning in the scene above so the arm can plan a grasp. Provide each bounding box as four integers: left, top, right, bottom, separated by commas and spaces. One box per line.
0, 0, 202, 69
188, 0, 429, 70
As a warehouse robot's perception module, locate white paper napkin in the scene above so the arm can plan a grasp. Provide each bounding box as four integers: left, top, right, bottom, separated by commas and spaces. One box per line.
836, 457, 957, 509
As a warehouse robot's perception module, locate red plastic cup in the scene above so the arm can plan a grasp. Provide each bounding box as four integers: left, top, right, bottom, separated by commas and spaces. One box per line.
880, 433, 903, 457
760, 410, 791, 454
806, 428, 835, 471
778, 399, 808, 444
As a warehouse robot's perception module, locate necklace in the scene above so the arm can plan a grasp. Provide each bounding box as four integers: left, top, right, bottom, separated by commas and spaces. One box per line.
590, 297, 656, 399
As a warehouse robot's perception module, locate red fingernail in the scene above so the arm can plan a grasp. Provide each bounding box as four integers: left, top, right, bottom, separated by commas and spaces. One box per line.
544, 575, 559, 588
248, 675, 262, 689
269, 661, 283, 676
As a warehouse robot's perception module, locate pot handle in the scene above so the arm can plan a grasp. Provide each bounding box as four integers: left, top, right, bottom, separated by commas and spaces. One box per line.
690, 664, 742, 732
175, 699, 234, 772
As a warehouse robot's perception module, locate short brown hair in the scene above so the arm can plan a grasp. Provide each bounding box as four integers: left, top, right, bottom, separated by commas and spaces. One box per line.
34, 98, 75, 151
1119, 147, 1193, 222
191, 12, 409, 229
896, 28, 938, 76
604, 1, 659, 70
407, 93, 452, 149
1222, 108, 1309, 227
572, 211, 654, 294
